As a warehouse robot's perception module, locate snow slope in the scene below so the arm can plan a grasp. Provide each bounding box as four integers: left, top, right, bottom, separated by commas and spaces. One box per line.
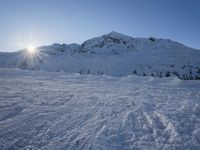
0, 32, 200, 80
0, 69, 200, 149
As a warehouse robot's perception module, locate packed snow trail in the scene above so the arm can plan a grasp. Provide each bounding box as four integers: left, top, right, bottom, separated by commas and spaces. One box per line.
0, 69, 200, 150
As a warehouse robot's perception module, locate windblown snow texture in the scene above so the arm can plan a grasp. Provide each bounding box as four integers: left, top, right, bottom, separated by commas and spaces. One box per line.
0, 69, 200, 149
0, 32, 200, 80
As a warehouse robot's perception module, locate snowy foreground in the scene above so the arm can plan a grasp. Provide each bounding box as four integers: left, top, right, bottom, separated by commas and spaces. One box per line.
0, 69, 200, 150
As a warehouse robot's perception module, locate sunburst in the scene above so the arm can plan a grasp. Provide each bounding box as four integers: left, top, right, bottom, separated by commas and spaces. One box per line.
18, 45, 44, 69
27, 45, 37, 55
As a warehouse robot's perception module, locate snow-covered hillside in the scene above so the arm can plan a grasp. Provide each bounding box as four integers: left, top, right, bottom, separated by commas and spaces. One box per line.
0, 69, 200, 149
0, 32, 200, 80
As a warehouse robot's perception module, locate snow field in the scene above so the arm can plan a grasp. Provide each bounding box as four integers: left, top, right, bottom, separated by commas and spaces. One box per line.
0, 69, 200, 149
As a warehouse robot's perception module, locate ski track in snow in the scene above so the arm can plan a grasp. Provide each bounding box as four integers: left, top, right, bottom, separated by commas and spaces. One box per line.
0, 69, 200, 150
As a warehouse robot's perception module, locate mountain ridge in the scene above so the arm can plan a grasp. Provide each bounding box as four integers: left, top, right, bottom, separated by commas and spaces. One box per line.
0, 31, 200, 80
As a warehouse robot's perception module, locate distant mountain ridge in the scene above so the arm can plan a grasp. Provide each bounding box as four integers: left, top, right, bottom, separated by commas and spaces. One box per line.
0, 31, 200, 80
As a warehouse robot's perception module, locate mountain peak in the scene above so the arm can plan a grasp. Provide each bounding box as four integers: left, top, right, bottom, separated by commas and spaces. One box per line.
106, 31, 132, 39
107, 31, 121, 35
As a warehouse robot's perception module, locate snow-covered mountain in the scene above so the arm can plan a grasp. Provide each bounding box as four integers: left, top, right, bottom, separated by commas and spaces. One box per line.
0, 31, 200, 80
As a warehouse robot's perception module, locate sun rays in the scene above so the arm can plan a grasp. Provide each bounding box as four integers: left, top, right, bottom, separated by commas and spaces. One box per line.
27, 45, 36, 55
17, 45, 45, 70
25, 45, 40, 59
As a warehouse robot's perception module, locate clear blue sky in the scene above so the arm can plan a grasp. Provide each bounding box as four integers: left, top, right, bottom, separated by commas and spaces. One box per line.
0, 0, 199, 51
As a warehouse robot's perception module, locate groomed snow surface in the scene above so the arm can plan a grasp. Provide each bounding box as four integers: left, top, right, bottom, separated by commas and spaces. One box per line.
0, 69, 200, 150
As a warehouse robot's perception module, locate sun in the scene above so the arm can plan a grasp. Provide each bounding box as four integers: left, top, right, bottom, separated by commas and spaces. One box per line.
27, 45, 36, 54
22, 44, 42, 66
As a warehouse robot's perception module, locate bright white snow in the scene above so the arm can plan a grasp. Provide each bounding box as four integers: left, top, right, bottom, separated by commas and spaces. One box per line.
0, 69, 200, 150
0, 32, 200, 80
